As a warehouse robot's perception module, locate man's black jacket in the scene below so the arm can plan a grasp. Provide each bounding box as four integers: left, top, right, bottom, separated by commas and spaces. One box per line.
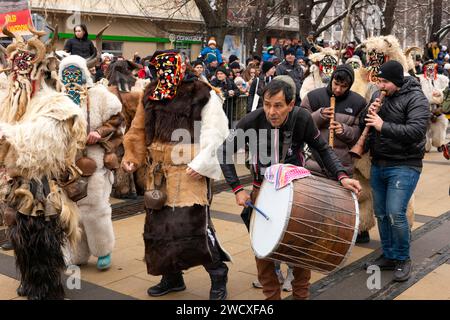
360, 76, 429, 168
219, 106, 348, 193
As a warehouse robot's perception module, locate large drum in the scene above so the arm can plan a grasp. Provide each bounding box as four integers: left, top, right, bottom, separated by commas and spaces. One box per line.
250, 175, 359, 274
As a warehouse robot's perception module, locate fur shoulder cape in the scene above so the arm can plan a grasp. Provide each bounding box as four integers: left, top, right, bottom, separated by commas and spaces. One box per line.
0, 87, 87, 179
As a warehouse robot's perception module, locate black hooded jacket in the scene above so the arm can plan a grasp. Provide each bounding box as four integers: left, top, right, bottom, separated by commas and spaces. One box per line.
64, 28, 96, 59
301, 64, 367, 175
360, 76, 429, 167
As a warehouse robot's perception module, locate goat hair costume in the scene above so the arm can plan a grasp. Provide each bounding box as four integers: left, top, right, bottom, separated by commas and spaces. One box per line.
418, 60, 449, 151
106, 60, 147, 198
123, 51, 231, 275
300, 47, 339, 100
0, 25, 86, 300
58, 55, 123, 265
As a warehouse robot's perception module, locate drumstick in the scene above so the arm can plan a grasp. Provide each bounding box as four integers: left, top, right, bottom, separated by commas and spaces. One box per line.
245, 201, 270, 221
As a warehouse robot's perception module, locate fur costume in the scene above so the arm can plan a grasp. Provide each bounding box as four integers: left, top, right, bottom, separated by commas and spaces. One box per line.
418, 61, 449, 151
300, 47, 339, 100
351, 35, 416, 234
58, 55, 123, 265
106, 61, 147, 198
346, 56, 363, 70
0, 26, 86, 298
123, 70, 232, 276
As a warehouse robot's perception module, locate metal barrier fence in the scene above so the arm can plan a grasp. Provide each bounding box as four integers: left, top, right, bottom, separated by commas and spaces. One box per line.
223, 95, 248, 128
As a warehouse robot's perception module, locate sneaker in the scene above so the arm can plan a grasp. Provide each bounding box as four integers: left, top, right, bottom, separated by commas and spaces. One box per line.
147, 273, 186, 297
363, 255, 396, 271
393, 259, 412, 282
282, 268, 294, 292
252, 279, 263, 289
96, 254, 111, 270
356, 231, 370, 244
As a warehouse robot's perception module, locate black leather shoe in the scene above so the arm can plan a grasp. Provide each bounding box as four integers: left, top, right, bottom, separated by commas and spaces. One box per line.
1, 241, 13, 251
356, 231, 370, 244
393, 259, 412, 282
209, 275, 228, 300
147, 273, 186, 297
364, 255, 396, 271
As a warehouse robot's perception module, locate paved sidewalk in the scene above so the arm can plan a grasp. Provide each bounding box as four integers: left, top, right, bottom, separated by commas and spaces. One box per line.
0, 150, 448, 300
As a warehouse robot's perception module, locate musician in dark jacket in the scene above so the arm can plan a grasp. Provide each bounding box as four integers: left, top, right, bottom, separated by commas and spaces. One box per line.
64, 24, 96, 59
219, 77, 361, 300
361, 61, 429, 282
302, 64, 367, 176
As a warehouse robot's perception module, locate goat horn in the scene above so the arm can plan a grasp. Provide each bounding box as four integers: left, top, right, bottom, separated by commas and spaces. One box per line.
27, 20, 47, 38
27, 37, 47, 65
2, 23, 24, 43
45, 25, 59, 53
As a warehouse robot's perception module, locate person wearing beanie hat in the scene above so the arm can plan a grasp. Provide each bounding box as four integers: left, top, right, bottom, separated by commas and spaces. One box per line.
205, 53, 218, 64
229, 61, 241, 71
263, 46, 276, 62
286, 47, 296, 56
276, 46, 304, 105
228, 54, 239, 65
219, 76, 362, 301
204, 54, 219, 80
211, 66, 238, 99
376, 60, 405, 88
302, 63, 367, 178
215, 66, 229, 77
261, 61, 275, 75
360, 60, 430, 282
247, 61, 277, 112
201, 37, 223, 64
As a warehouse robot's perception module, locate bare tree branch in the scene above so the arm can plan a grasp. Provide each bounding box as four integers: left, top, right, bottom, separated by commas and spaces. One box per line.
314, 0, 363, 35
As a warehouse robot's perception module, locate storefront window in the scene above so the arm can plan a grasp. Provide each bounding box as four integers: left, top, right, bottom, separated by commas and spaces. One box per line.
102, 41, 123, 56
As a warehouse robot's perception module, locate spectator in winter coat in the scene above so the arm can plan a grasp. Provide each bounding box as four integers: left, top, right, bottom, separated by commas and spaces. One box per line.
64, 24, 96, 59
201, 38, 223, 65
276, 48, 304, 104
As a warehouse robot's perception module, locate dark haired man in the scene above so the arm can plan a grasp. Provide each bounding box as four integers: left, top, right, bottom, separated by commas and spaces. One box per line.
301, 64, 369, 242
301, 64, 366, 176
361, 61, 429, 282
219, 76, 361, 299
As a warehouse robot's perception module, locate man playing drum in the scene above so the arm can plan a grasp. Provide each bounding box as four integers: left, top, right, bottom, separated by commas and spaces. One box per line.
219, 78, 361, 300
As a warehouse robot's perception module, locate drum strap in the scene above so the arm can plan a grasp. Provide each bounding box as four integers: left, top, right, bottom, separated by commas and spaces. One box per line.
280, 107, 299, 164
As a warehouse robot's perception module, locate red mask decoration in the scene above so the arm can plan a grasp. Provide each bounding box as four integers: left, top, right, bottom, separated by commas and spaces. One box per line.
149, 51, 183, 101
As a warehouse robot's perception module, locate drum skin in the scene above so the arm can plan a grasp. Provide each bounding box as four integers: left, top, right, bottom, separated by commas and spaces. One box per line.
251, 175, 359, 274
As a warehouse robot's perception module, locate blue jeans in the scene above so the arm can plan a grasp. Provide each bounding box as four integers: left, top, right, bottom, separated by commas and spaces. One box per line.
370, 165, 421, 261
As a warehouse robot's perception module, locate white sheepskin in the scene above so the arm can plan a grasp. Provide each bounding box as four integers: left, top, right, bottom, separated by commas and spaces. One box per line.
418, 74, 449, 104
300, 65, 327, 100
0, 87, 86, 179
188, 90, 230, 180
68, 83, 123, 263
